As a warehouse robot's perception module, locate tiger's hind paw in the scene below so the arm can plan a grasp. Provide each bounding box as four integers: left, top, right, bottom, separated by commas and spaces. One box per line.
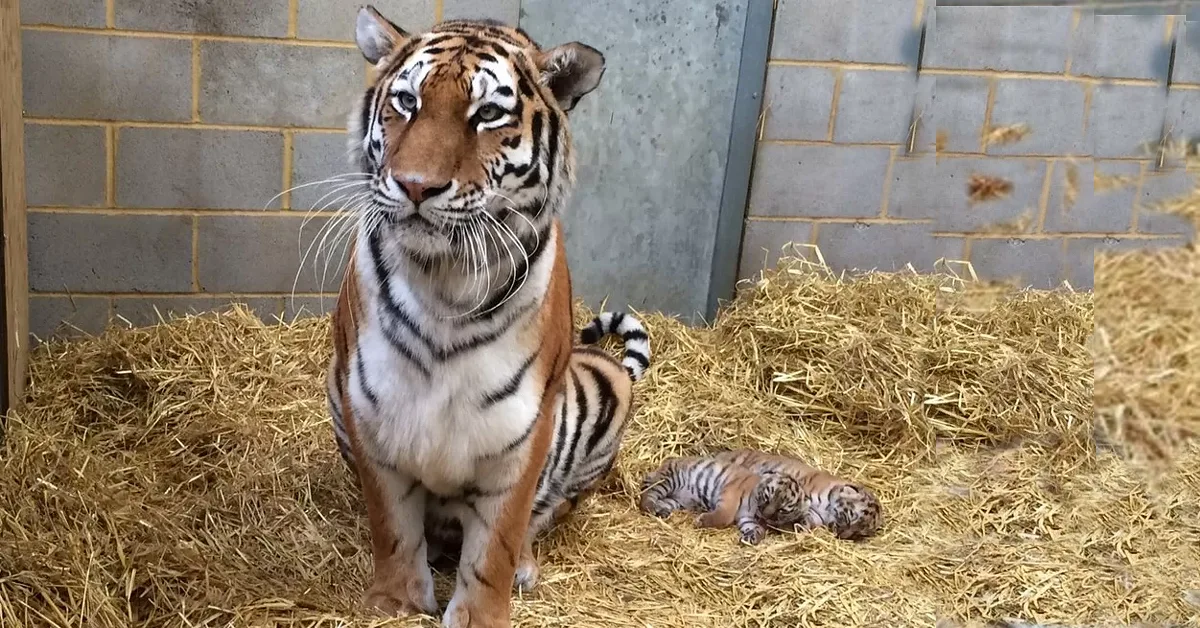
641, 497, 679, 518
363, 562, 438, 618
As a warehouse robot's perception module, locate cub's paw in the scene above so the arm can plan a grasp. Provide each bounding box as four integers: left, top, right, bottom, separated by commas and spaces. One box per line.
738, 524, 767, 546
643, 499, 677, 518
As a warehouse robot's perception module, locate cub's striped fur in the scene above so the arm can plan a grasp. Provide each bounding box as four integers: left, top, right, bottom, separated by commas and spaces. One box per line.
426, 313, 651, 590
640, 449, 882, 544
327, 7, 609, 627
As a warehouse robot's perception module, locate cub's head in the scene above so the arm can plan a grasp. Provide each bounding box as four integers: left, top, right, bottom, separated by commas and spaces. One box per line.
349, 6, 605, 262
754, 473, 810, 529
824, 483, 882, 541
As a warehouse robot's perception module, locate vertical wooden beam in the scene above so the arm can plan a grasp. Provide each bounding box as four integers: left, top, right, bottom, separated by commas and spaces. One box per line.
904, 15, 928, 155
0, 0, 29, 418
704, 0, 775, 321
1154, 17, 1178, 172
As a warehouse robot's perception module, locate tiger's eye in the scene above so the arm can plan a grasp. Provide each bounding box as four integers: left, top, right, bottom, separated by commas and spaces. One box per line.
396, 92, 418, 110
477, 104, 505, 122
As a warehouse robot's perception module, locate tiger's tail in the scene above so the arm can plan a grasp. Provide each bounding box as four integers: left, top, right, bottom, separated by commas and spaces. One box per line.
580, 311, 651, 382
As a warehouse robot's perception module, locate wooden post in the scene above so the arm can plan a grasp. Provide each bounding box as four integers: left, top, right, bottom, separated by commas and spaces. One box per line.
0, 0, 29, 418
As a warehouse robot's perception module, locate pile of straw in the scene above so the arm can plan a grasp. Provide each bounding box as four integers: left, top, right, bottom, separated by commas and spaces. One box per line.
1094, 166, 1200, 472
1, 249, 1194, 628
1094, 243, 1200, 469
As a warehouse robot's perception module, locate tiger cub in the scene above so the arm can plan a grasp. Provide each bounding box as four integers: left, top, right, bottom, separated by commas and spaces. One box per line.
425, 311, 651, 590
639, 448, 882, 544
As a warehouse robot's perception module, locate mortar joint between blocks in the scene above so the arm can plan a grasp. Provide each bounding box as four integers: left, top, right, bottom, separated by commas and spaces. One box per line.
191, 215, 201, 292
105, 125, 117, 208
288, 0, 300, 38
1036, 161, 1056, 233
21, 24, 358, 49
1064, 8, 1082, 76
282, 131, 295, 211
827, 69, 844, 142
879, 147, 898, 218
191, 40, 202, 122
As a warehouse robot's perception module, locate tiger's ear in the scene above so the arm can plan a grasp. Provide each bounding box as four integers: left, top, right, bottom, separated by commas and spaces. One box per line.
535, 42, 606, 112
356, 5, 409, 64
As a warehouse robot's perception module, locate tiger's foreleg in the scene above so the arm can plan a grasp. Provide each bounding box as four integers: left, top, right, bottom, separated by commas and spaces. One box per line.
332, 323, 437, 617
355, 447, 439, 616
695, 469, 765, 544
514, 534, 540, 594
441, 405, 555, 628
510, 488, 582, 592
734, 475, 769, 545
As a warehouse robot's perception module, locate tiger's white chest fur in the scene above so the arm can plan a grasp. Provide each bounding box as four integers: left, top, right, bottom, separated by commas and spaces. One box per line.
347, 226, 556, 496
352, 325, 537, 494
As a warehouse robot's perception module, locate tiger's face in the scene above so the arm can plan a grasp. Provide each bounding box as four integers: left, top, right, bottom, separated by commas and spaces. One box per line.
350, 6, 605, 261
824, 484, 882, 541
754, 473, 810, 529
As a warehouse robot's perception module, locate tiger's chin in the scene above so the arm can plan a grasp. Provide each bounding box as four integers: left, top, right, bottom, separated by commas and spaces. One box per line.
371, 200, 543, 278
379, 217, 457, 264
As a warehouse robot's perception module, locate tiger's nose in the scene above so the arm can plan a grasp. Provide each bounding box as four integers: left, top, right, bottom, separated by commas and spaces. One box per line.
394, 175, 451, 203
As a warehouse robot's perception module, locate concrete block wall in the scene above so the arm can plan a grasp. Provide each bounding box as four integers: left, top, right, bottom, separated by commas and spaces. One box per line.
22, 1, 1200, 340
740, 1, 1199, 291
21, 1, 520, 340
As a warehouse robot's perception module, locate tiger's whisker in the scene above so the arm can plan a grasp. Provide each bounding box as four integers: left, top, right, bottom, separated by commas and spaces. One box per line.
292, 194, 366, 302
479, 210, 531, 315
263, 172, 370, 210
319, 199, 372, 294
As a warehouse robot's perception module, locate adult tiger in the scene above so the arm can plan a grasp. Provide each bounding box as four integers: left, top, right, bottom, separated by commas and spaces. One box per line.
326, 6, 627, 627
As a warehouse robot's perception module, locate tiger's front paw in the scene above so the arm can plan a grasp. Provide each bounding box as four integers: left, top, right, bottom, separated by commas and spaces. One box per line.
513, 554, 540, 592
364, 587, 437, 618
739, 524, 767, 545
442, 598, 511, 628
363, 563, 438, 618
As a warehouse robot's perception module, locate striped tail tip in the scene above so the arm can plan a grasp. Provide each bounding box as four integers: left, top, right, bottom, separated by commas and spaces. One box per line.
580, 311, 651, 382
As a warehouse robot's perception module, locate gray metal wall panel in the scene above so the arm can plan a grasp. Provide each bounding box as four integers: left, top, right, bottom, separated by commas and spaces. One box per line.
519, 0, 749, 319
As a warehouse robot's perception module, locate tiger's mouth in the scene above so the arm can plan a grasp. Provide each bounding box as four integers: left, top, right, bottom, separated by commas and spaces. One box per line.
391, 210, 443, 231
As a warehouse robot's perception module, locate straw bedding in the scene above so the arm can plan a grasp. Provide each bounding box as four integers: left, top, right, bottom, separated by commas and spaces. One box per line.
1, 242, 1196, 627
1093, 166, 1200, 472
